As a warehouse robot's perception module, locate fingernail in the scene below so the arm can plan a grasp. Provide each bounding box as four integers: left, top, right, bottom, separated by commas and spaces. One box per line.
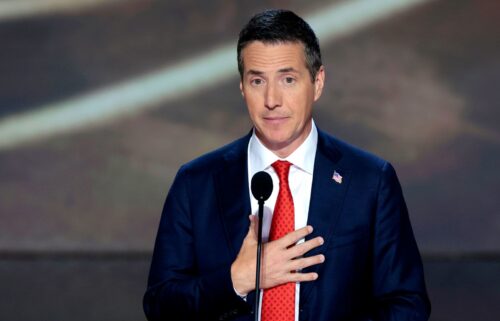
318, 237, 324, 245
320, 254, 325, 262
313, 273, 319, 280
308, 225, 313, 233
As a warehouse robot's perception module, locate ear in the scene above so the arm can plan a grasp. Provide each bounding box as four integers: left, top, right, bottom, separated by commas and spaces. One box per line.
239, 81, 244, 97
313, 66, 325, 102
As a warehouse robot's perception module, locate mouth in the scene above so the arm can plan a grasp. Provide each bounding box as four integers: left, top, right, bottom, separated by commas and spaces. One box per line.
262, 116, 289, 125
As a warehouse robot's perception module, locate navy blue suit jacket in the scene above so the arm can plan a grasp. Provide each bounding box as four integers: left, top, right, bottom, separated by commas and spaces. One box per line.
144, 129, 430, 321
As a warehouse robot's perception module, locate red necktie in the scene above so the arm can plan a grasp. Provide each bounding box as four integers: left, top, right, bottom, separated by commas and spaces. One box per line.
262, 160, 295, 321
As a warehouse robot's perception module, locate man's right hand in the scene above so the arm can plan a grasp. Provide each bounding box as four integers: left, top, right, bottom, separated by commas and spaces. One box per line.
230, 215, 325, 296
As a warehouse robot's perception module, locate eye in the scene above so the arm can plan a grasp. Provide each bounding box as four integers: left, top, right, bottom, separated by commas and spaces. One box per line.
250, 78, 264, 86
284, 77, 295, 84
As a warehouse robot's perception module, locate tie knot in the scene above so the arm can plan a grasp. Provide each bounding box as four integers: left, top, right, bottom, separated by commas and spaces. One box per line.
272, 160, 292, 180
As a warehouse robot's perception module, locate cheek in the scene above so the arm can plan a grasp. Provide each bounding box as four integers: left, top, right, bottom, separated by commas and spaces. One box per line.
243, 89, 258, 104
294, 90, 315, 114
287, 94, 310, 115
245, 100, 261, 123
245, 91, 265, 109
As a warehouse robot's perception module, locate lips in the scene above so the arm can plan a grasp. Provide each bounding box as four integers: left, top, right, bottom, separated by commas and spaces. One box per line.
262, 116, 289, 125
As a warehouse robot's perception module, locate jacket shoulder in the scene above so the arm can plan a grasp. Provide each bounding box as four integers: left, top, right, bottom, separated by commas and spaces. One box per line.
179, 133, 250, 176
318, 129, 388, 172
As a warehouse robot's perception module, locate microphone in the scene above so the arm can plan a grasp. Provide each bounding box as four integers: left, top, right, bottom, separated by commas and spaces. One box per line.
251, 171, 273, 202
250, 171, 273, 321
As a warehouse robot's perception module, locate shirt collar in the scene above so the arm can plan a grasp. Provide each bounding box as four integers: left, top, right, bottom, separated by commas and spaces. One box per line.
248, 120, 318, 175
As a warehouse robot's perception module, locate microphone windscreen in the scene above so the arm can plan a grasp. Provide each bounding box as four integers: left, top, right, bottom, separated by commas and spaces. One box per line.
251, 171, 273, 201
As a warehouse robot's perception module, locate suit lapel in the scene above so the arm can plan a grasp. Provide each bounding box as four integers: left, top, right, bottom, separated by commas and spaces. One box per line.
213, 134, 252, 258
300, 130, 352, 304
212, 133, 259, 308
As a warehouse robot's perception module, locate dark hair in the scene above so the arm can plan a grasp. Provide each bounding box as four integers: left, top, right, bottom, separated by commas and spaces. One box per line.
237, 9, 322, 81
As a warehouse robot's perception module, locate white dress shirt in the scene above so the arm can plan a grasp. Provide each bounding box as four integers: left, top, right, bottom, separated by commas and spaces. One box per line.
247, 120, 318, 321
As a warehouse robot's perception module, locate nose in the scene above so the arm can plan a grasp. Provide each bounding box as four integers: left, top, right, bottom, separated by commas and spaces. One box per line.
264, 82, 282, 110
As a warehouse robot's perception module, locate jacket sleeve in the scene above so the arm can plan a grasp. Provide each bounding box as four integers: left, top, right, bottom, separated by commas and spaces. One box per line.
143, 167, 249, 321
361, 162, 431, 321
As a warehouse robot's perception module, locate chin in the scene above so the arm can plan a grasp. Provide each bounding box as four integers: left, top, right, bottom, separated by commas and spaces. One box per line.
256, 126, 295, 147
265, 135, 293, 150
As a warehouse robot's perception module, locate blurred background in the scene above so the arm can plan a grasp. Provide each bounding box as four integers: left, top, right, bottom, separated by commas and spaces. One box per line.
0, 0, 499, 320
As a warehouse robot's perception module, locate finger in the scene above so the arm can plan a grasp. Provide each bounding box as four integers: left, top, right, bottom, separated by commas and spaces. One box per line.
287, 236, 324, 259
287, 254, 325, 271
286, 271, 319, 283
276, 225, 314, 248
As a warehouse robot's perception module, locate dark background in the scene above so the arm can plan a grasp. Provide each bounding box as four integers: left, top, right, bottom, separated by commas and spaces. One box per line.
1, 0, 499, 320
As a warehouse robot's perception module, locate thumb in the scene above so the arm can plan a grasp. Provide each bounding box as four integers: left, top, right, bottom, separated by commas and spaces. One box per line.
245, 214, 258, 243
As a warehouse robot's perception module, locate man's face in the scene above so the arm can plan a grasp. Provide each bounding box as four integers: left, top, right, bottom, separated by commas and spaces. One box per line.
240, 41, 324, 157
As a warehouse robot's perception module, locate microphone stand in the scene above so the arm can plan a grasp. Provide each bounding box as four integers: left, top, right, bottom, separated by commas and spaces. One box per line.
254, 197, 265, 321
250, 170, 272, 321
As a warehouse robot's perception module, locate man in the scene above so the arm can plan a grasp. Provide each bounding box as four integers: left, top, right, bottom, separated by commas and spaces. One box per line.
144, 9, 430, 321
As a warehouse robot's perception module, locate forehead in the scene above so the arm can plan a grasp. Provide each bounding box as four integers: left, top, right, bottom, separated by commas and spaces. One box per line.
241, 41, 307, 72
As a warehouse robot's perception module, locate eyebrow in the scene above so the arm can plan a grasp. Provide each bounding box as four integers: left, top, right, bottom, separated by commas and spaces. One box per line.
277, 67, 299, 74
245, 67, 299, 76
246, 69, 264, 76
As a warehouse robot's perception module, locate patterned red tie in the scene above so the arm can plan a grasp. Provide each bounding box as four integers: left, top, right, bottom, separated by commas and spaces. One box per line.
262, 160, 295, 321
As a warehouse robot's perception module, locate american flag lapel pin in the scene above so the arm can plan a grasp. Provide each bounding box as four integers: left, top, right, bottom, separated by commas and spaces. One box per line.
332, 170, 342, 184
